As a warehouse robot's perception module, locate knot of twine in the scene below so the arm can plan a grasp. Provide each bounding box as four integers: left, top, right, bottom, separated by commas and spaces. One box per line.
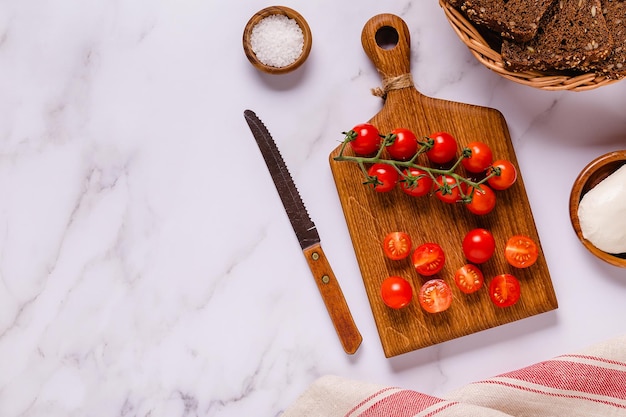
371, 73, 414, 98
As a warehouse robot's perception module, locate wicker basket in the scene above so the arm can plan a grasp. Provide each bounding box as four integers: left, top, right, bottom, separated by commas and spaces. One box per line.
439, 0, 622, 91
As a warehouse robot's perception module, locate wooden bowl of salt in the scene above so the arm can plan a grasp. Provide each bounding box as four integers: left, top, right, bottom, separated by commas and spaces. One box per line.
243, 6, 312, 75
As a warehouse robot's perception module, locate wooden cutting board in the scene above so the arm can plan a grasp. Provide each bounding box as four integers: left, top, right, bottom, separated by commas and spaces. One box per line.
329, 14, 558, 358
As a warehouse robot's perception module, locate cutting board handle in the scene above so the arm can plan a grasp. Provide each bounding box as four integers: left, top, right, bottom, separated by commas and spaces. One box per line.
361, 14, 412, 84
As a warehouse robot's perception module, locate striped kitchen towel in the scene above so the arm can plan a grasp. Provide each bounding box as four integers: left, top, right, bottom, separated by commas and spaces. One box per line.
281, 334, 626, 416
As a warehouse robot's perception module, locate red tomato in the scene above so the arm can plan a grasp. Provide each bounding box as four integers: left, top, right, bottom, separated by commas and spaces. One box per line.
505, 235, 539, 268
462, 228, 496, 264
465, 184, 496, 215
426, 132, 458, 164
386, 128, 418, 161
462, 142, 493, 173
381, 276, 413, 309
367, 163, 399, 192
489, 273, 521, 308
418, 279, 453, 313
454, 264, 484, 294
412, 243, 445, 276
434, 175, 460, 204
400, 167, 433, 197
346, 123, 382, 156
382, 232, 412, 260
488, 159, 518, 190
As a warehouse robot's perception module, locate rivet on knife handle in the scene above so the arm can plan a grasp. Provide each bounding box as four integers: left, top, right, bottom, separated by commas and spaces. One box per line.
244, 109, 362, 354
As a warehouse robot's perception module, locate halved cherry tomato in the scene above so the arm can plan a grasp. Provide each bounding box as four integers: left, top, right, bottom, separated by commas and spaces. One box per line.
434, 175, 460, 204
386, 128, 418, 161
505, 235, 539, 268
487, 159, 518, 190
400, 167, 433, 197
465, 184, 496, 215
412, 243, 445, 276
462, 228, 496, 264
454, 264, 484, 294
381, 276, 413, 309
462, 142, 493, 173
346, 123, 382, 156
426, 131, 458, 164
382, 232, 412, 260
418, 279, 453, 313
367, 163, 399, 192
489, 273, 521, 308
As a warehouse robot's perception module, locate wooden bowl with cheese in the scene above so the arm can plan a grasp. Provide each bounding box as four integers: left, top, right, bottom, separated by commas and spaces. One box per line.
569, 150, 626, 268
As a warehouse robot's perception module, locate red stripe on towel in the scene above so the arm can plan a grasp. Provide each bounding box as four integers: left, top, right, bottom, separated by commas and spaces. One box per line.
478, 379, 626, 410
494, 358, 626, 400
355, 390, 448, 417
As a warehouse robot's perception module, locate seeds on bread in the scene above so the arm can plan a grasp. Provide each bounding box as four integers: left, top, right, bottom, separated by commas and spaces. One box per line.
458, 0, 558, 42
590, 0, 626, 78
501, 0, 613, 72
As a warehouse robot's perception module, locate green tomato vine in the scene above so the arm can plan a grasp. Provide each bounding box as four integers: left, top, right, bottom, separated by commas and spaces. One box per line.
333, 131, 502, 203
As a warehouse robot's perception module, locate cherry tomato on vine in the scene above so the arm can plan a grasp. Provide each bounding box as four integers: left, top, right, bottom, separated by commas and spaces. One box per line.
381, 276, 413, 309
465, 184, 496, 215
346, 123, 382, 156
434, 175, 460, 204
462, 141, 493, 173
367, 163, 399, 192
454, 264, 484, 294
487, 159, 518, 190
419, 279, 453, 313
462, 228, 496, 264
400, 167, 433, 197
382, 232, 412, 260
412, 243, 445, 276
505, 235, 539, 268
426, 131, 458, 164
489, 273, 521, 308
386, 128, 418, 161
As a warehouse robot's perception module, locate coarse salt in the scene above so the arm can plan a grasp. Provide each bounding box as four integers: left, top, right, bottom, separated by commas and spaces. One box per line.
250, 14, 304, 68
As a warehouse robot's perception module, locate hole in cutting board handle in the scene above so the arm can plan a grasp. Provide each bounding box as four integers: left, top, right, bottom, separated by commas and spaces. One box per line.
375, 26, 399, 50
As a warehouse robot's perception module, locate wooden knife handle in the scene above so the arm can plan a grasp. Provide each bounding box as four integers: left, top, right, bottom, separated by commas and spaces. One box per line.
303, 243, 362, 354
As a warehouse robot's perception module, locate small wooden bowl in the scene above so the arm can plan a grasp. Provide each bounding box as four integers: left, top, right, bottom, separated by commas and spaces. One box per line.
569, 150, 626, 267
243, 6, 312, 75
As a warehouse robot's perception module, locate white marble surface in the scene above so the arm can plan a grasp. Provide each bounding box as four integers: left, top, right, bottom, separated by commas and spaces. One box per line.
1, 0, 625, 416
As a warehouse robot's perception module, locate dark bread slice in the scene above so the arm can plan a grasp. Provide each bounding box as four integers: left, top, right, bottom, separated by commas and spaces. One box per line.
458, 0, 558, 42
590, 0, 626, 78
501, 0, 614, 72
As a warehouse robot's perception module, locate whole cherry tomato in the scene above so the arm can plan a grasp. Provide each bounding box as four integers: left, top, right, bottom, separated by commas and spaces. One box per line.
346, 123, 382, 156
412, 242, 445, 276
381, 276, 413, 309
426, 131, 458, 164
462, 228, 496, 264
367, 163, 399, 192
434, 175, 460, 204
400, 167, 433, 197
465, 184, 496, 215
505, 235, 539, 268
382, 231, 412, 260
418, 279, 453, 313
454, 264, 484, 294
488, 159, 518, 190
489, 273, 521, 308
462, 141, 493, 173
386, 128, 418, 161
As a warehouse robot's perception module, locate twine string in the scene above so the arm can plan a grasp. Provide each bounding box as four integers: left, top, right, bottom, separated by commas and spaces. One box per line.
371, 73, 414, 98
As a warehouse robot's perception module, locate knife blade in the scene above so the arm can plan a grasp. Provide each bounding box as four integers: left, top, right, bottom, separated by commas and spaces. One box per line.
244, 109, 362, 355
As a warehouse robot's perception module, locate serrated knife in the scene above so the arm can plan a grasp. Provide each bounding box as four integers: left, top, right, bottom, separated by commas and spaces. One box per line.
244, 109, 362, 355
